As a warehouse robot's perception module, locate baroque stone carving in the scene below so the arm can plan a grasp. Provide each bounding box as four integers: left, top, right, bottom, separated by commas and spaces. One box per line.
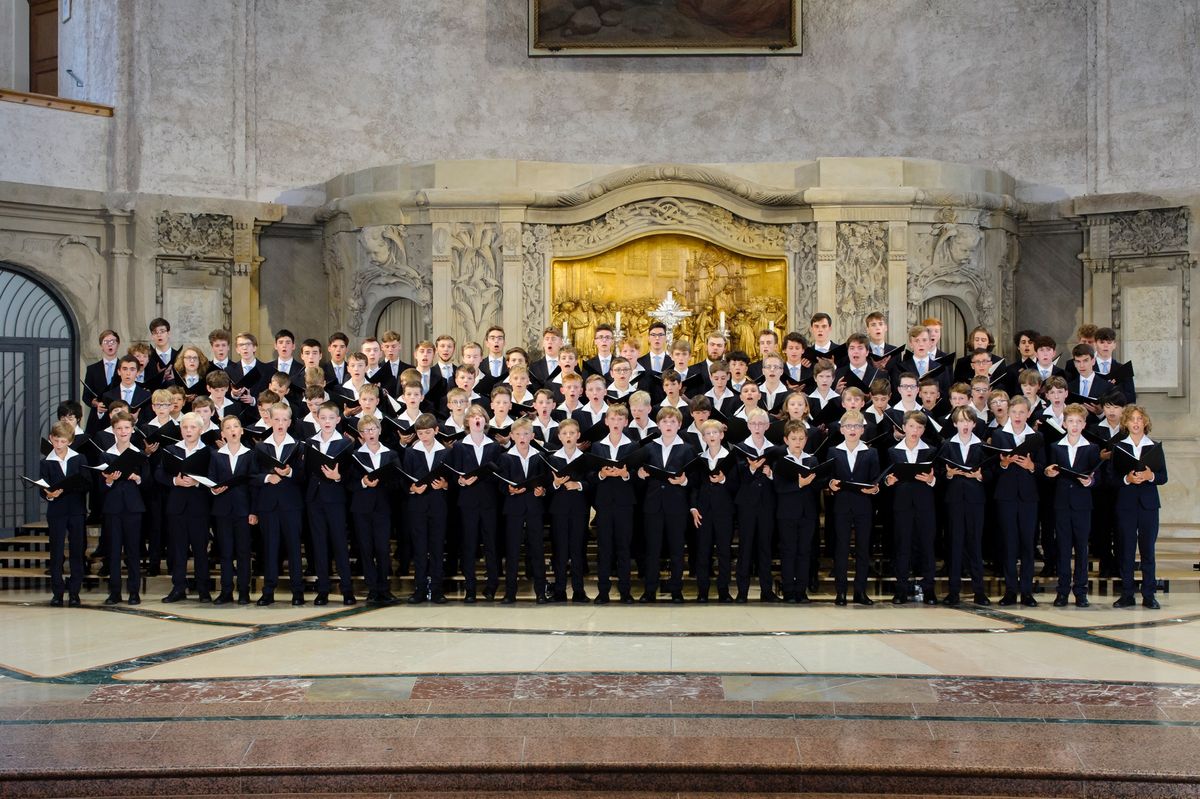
449, 223, 504, 344
908, 209, 992, 330
787, 223, 817, 325
547, 197, 788, 256
521, 224, 551, 350
1108, 208, 1189, 256
835, 222, 887, 339
531, 164, 807, 208
351, 225, 432, 334
156, 212, 234, 258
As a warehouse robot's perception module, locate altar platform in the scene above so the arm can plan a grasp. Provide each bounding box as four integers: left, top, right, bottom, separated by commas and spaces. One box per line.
1, 586, 1199, 798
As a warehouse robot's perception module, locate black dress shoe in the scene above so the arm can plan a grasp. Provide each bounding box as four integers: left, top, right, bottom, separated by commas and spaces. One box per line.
973, 593, 991, 606
343, 594, 357, 606
104, 593, 121, 605
696, 595, 709, 604
718, 594, 733, 604
594, 594, 610, 605
257, 593, 274, 606
834, 593, 848, 606
572, 593, 590, 604
734, 594, 748, 604
638, 593, 656, 603
463, 594, 476, 604
379, 592, 398, 604
49, 595, 63, 607
1113, 595, 1136, 608
291, 594, 305, 606
853, 592, 874, 606
482, 590, 496, 602
1143, 597, 1161, 609
1020, 593, 1038, 607
127, 594, 141, 606
535, 595, 548, 605
891, 594, 907, 605
760, 592, 780, 603
923, 595, 938, 606
313, 593, 329, 606
671, 592, 684, 604
213, 592, 233, 606
407, 594, 425, 604
161, 590, 186, 604
197, 592, 213, 604
500, 595, 516, 605
1053, 593, 1069, 607
619, 594, 634, 605
943, 593, 961, 607
998, 593, 1017, 606
237, 592, 251, 605
1075, 596, 1090, 608
552, 593, 568, 604
432, 595, 447, 604
68, 594, 81, 608
796, 593, 812, 605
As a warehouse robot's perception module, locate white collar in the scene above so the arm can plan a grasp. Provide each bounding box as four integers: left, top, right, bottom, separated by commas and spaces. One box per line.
106, 443, 141, 455
418, 439, 446, 454
632, 418, 657, 431
892, 399, 918, 411
533, 416, 557, 429
1001, 421, 1029, 436
741, 435, 768, 452
895, 439, 930, 452
488, 416, 511, 428
358, 443, 391, 455
46, 449, 78, 466
705, 445, 729, 461
956, 434, 983, 447
506, 444, 536, 458
558, 447, 583, 462
1056, 437, 1086, 448
836, 441, 865, 453
217, 443, 245, 456
269, 433, 296, 447
309, 432, 340, 444
1119, 434, 1155, 447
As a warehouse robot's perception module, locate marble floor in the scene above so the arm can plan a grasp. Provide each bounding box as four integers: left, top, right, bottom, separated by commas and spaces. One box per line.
2, 588, 1200, 796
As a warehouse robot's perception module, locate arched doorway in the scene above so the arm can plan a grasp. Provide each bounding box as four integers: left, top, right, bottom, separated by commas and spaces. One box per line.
920, 296, 968, 358
374, 297, 424, 353
0, 266, 76, 531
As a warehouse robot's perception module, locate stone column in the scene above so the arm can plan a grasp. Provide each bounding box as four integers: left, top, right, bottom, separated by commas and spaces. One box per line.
887, 220, 908, 333
499, 211, 525, 344
430, 222, 454, 341
815, 221, 837, 321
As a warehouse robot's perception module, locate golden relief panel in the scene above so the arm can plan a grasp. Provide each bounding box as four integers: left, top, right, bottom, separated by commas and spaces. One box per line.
551, 233, 787, 359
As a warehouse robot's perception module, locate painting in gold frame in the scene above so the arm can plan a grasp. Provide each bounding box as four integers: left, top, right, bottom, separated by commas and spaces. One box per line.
529, 0, 802, 57
551, 233, 787, 359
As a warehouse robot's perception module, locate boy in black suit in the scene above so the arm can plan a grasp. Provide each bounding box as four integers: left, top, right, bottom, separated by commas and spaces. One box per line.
208, 415, 255, 605
689, 418, 739, 603
1044, 403, 1101, 607
937, 407, 992, 606
733, 407, 778, 602
83, 329, 122, 434
97, 411, 148, 605
591, 404, 638, 604
992, 395, 1046, 607
306, 401, 356, 606
349, 414, 401, 605
497, 417, 549, 603
827, 409, 881, 605
156, 412, 213, 603
39, 421, 89, 606
636, 406, 697, 603
773, 420, 824, 604
546, 418, 591, 603
449, 404, 502, 603
883, 411, 939, 605
402, 413, 452, 604
251, 401, 307, 606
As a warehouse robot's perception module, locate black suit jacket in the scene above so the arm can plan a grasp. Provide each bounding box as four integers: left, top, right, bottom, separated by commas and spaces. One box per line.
528, 357, 560, 390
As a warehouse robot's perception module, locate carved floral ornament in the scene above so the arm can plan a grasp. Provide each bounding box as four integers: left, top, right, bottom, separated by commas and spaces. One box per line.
1107, 208, 1189, 256
156, 212, 234, 259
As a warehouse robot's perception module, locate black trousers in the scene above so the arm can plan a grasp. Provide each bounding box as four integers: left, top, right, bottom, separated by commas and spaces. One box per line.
1117, 506, 1159, 600
213, 516, 252, 594
309, 502, 353, 595
354, 509, 392, 595
834, 501, 872, 595
594, 505, 633, 598
168, 510, 211, 593
261, 508, 304, 594
777, 511, 816, 599
409, 494, 447, 599
735, 503, 775, 597
892, 495, 936, 597
106, 512, 142, 595
459, 504, 498, 596
48, 514, 85, 596
998, 500, 1037, 595
504, 508, 546, 598
643, 509, 686, 595
1055, 507, 1091, 597
550, 505, 589, 597
946, 501, 986, 596
694, 506, 733, 599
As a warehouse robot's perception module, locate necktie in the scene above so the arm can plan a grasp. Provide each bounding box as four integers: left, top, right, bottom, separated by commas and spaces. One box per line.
917, 359, 927, 376
601, 358, 609, 374
161, 351, 170, 365
854, 368, 864, 380
336, 365, 343, 382
547, 359, 557, 374
421, 372, 429, 394
491, 359, 501, 377
123, 387, 132, 403
1099, 361, 1109, 375
1081, 377, 1090, 396
444, 365, 453, 380
790, 366, 799, 381
653, 355, 662, 372
104, 361, 114, 383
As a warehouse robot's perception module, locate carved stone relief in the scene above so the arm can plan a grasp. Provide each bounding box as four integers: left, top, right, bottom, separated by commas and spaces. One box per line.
351, 224, 433, 335
1108, 208, 1189, 256
786, 223, 817, 329
520, 224, 551, 349
449, 223, 503, 344
834, 222, 886, 340
908, 209, 991, 330
156, 212, 234, 258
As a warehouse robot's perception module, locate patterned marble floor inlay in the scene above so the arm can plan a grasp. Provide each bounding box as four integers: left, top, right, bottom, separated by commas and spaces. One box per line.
85, 678, 313, 704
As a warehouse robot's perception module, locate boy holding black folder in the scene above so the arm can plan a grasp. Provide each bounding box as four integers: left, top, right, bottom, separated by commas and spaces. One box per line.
449, 404, 502, 603
401, 413, 452, 604
348, 415, 401, 605
95, 411, 148, 605
36, 421, 90, 606
733, 407, 778, 603
155, 412, 213, 603
1044, 403, 1101, 607
590, 404, 638, 604
545, 418, 592, 603
208, 415, 255, 605
496, 417, 549, 603
251, 402, 307, 606
772, 420, 826, 604
990, 395, 1045, 607
637, 407, 697, 603
1112, 405, 1168, 609
827, 409, 881, 606
937, 406, 992, 606
688, 419, 739, 603
306, 401, 356, 606
883, 411, 938, 605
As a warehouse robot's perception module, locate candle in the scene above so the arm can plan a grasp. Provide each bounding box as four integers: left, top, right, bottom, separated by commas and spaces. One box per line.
562, 320, 568, 342
768, 321, 774, 331
666, 290, 673, 304
615, 311, 622, 330
719, 311, 726, 330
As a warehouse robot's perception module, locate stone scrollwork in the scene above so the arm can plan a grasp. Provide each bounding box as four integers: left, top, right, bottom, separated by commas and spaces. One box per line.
156, 212, 234, 259
835, 222, 887, 339
908, 209, 989, 329
449, 223, 504, 344
352, 224, 433, 334
1108, 208, 1189, 256
521, 224, 552, 350
786, 223, 817, 326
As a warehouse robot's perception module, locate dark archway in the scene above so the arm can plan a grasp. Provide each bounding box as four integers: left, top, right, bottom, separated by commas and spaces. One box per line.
0, 264, 77, 531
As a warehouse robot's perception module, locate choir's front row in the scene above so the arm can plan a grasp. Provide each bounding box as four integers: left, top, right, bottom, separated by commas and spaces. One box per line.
35, 387, 1167, 611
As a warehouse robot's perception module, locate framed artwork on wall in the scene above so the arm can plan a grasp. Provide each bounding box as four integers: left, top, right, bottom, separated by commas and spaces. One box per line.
529, 0, 802, 56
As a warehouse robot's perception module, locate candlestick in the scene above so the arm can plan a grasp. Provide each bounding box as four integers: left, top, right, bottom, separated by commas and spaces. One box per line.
562, 320, 568, 342
719, 311, 726, 330
768, 321, 774, 332
615, 311, 621, 330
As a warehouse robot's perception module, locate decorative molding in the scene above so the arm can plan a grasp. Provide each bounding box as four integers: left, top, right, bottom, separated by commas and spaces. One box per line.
156, 212, 234, 259
786, 222, 817, 333
352, 224, 433, 335
520, 224, 551, 349
835, 221, 887, 339
1107, 208, 1189, 256
531, 164, 807, 208
908, 209, 991, 330
449, 222, 504, 343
